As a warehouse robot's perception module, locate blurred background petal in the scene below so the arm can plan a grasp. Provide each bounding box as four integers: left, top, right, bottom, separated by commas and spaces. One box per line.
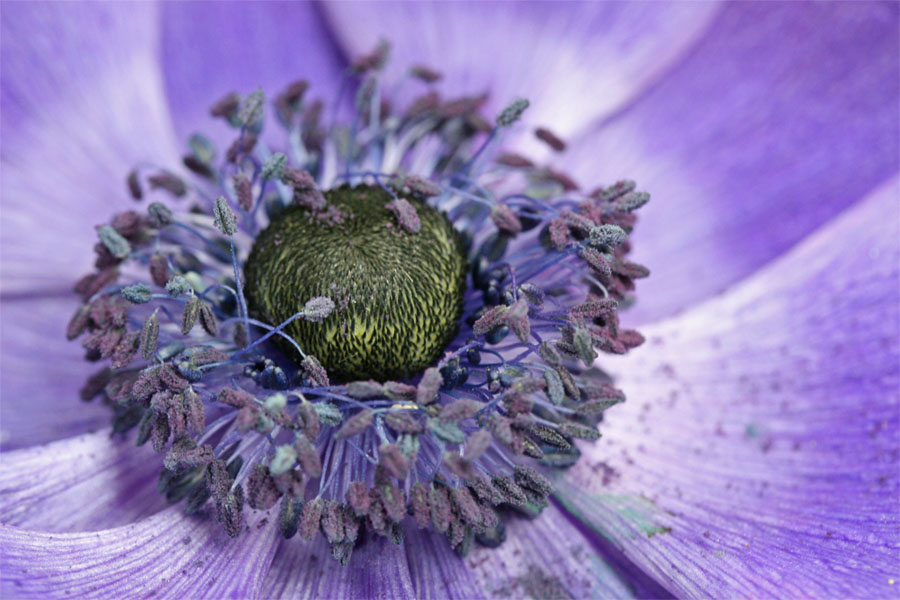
563, 1, 899, 324
322, 0, 720, 155
556, 176, 900, 598
0, 1, 179, 294
159, 1, 346, 147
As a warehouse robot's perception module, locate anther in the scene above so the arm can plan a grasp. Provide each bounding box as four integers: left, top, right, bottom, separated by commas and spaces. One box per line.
148, 202, 173, 227
261, 153, 287, 181
335, 409, 373, 439
97, 225, 131, 259
534, 127, 566, 152
385, 198, 421, 233
496, 98, 530, 127
233, 173, 253, 212
126, 170, 143, 200
214, 196, 238, 236
140, 310, 160, 360
238, 89, 265, 130
121, 283, 152, 304
409, 65, 442, 83
588, 224, 627, 249
148, 172, 187, 198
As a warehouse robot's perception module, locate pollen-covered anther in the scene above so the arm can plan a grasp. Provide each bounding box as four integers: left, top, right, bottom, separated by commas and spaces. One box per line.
385, 197, 421, 233
147, 202, 173, 227
214, 196, 238, 236
491, 203, 523, 235
148, 172, 187, 198
233, 173, 253, 211
588, 224, 627, 249
97, 225, 131, 259
496, 97, 530, 127
335, 409, 374, 439
280, 166, 326, 210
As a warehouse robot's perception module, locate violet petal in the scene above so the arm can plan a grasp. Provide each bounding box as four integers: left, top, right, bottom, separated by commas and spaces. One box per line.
463, 503, 639, 599
0, 430, 165, 531
556, 178, 900, 598
160, 1, 346, 147
565, 2, 899, 323
0, 507, 279, 599
0, 2, 180, 294
321, 1, 719, 152
261, 530, 413, 598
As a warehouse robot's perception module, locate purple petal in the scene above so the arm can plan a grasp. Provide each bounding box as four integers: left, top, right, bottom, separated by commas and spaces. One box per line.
262, 531, 413, 598
0, 430, 166, 531
402, 526, 483, 599
322, 1, 719, 151
0, 1, 180, 294
564, 2, 899, 323
464, 504, 638, 599
556, 177, 900, 597
159, 1, 346, 146
0, 507, 279, 599
0, 297, 109, 450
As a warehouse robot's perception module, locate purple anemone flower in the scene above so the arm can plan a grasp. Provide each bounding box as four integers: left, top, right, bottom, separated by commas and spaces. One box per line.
1, 2, 898, 599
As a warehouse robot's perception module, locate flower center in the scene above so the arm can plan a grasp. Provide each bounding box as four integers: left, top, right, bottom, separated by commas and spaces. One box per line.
244, 183, 467, 382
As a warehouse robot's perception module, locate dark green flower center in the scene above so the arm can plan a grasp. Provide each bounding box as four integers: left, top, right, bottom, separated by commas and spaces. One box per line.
244, 184, 467, 382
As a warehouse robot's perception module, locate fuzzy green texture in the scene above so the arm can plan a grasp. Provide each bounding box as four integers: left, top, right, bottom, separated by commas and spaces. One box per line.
244, 184, 467, 382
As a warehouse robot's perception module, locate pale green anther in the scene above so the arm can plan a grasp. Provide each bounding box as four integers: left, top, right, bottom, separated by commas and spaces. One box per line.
573, 328, 595, 366
140, 309, 160, 361
165, 276, 192, 298
428, 419, 466, 444
265, 392, 287, 413
97, 225, 131, 259
588, 224, 627, 249
313, 402, 342, 426
543, 369, 565, 404
302, 296, 335, 322
239, 89, 265, 128
270, 444, 297, 475
148, 202, 174, 227
121, 283, 152, 304
255, 412, 276, 434
184, 272, 205, 294
496, 98, 530, 127
188, 133, 216, 164
261, 153, 287, 181
214, 196, 237, 235
398, 433, 420, 458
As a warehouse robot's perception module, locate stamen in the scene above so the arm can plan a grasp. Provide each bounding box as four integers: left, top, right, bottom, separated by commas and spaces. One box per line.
534, 127, 566, 152
496, 98, 530, 127
97, 225, 131, 259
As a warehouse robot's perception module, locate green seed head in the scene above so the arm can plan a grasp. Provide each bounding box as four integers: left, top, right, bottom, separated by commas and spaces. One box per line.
244, 184, 467, 382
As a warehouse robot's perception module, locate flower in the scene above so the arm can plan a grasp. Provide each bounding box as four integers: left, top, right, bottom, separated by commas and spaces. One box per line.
1, 2, 897, 599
